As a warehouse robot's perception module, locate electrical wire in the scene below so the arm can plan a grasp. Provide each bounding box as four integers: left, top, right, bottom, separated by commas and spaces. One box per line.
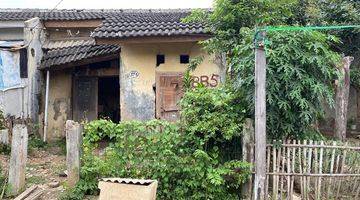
254, 24, 360, 48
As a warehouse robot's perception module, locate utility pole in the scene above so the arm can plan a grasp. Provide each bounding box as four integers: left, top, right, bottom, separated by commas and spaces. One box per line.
253, 30, 267, 200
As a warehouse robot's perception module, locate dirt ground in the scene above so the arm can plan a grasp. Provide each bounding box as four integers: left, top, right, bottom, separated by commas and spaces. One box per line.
0, 141, 67, 199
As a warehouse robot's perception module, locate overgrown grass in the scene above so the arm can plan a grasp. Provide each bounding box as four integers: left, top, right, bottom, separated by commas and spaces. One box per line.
47, 140, 66, 155
0, 165, 9, 199
28, 135, 66, 156
26, 175, 46, 186
28, 136, 47, 149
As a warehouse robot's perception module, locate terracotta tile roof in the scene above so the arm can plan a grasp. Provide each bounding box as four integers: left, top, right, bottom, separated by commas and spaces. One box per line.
0, 9, 111, 21
42, 39, 96, 49
91, 10, 208, 38
0, 9, 209, 38
41, 42, 120, 69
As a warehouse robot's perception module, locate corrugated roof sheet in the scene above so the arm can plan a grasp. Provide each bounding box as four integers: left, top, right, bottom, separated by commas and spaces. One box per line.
100, 178, 157, 185
41, 43, 120, 69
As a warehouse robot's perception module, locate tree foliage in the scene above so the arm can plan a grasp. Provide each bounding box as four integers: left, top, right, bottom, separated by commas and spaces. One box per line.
184, 0, 360, 139
233, 28, 340, 139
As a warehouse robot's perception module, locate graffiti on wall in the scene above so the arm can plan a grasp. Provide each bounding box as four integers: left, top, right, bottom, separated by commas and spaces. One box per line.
191, 74, 220, 88
123, 71, 221, 88
125, 70, 140, 79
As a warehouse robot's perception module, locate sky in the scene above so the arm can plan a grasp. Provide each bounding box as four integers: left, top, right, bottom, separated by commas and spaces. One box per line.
1, 0, 213, 9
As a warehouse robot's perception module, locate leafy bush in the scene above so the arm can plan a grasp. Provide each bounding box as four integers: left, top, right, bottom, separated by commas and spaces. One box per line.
180, 85, 250, 150
28, 135, 47, 149
231, 28, 340, 139
185, 0, 351, 140
62, 87, 251, 200
0, 110, 6, 130
0, 144, 10, 155
0, 165, 8, 198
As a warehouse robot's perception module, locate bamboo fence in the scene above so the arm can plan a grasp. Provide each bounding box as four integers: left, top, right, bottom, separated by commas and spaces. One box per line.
265, 140, 360, 200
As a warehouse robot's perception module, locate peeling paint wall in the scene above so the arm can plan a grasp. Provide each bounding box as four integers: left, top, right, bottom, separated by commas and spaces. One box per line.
24, 17, 45, 123
0, 50, 28, 118
47, 70, 72, 140
0, 21, 24, 41
120, 42, 221, 121
0, 85, 27, 118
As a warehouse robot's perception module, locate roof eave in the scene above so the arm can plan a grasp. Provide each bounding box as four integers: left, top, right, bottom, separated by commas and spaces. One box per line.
95, 34, 212, 44
40, 52, 120, 71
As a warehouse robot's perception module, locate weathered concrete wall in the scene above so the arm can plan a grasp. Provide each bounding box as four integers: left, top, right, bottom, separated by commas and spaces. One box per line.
0, 21, 24, 41
47, 28, 95, 40
0, 28, 24, 41
0, 85, 28, 118
120, 42, 221, 121
47, 70, 72, 140
24, 17, 45, 123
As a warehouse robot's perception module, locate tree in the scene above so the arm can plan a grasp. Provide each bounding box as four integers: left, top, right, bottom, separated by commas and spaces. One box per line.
185, 0, 345, 140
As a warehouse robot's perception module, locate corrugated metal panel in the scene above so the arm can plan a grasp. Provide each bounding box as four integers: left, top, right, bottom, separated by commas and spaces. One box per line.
100, 178, 156, 185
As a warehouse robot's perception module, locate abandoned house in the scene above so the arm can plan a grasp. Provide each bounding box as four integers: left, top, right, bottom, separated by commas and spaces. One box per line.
0, 9, 358, 141
0, 9, 225, 140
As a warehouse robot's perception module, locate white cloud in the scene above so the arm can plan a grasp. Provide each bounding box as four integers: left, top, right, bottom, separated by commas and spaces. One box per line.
2, 0, 213, 9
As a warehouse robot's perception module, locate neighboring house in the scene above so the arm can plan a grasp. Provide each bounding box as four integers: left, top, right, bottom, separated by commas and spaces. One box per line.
0, 9, 224, 141
0, 13, 41, 122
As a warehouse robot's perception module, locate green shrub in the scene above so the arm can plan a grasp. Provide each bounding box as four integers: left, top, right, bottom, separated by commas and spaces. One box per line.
0, 144, 10, 155
0, 165, 8, 198
180, 85, 249, 143
0, 110, 6, 130
63, 87, 251, 199
28, 135, 47, 149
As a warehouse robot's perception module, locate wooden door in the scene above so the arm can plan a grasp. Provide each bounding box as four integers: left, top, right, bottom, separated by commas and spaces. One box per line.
156, 72, 183, 121
73, 76, 98, 122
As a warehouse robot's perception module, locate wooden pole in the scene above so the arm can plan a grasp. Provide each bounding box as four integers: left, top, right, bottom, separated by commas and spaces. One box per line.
335, 56, 354, 141
8, 124, 28, 196
253, 31, 267, 200
66, 120, 82, 187
242, 118, 255, 199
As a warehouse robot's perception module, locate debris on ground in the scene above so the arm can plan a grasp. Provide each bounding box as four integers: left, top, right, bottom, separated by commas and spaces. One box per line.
0, 140, 66, 200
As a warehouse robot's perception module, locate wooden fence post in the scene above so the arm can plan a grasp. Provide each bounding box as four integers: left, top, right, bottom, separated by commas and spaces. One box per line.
242, 118, 255, 199
335, 56, 354, 141
8, 124, 28, 196
66, 120, 83, 188
254, 30, 267, 200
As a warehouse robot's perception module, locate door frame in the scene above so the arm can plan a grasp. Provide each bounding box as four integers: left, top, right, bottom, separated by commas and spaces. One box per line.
72, 75, 98, 122
155, 71, 183, 119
